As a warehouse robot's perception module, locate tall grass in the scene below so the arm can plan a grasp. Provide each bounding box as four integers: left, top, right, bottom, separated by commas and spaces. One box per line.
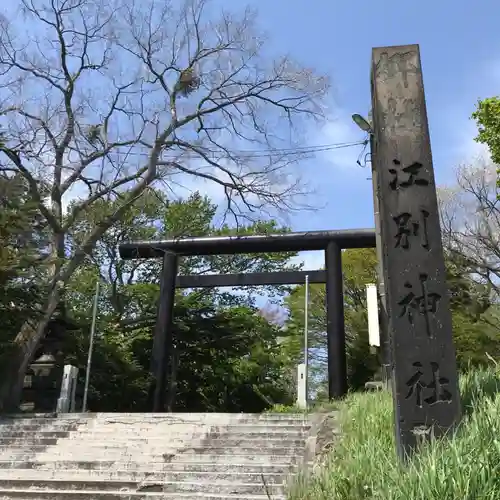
266, 401, 339, 414
289, 366, 500, 500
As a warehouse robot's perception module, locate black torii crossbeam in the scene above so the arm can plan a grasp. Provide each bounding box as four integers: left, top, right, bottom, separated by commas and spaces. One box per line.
119, 229, 376, 412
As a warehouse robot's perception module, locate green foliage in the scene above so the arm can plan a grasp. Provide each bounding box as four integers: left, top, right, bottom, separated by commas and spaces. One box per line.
289, 364, 500, 500
472, 97, 500, 190
63, 293, 294, 412
282, 248, 379, 395
282, 244, 500, 398
446, 253, 491, 319
453, 309, 500, 370
63, 326, 150, 412
170, 299, 293, 412
445, 251, 500, 369
0, 174, 46, 343
62, 189, 298, 412
266, 400, 338, 414
3, 167, 499, 414
267, 404, 307, 414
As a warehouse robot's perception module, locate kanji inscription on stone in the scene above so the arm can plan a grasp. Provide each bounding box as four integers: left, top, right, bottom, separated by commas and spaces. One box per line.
405, 361, 453, 407
371, 44, 461, 459
389, 159, 429, 190
393, 209, 430, 250
398, 273, 441, 338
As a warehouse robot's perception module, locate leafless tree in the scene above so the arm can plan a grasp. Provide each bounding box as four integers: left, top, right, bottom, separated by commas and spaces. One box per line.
0, 0, 329, 409
439, 157, 500, 295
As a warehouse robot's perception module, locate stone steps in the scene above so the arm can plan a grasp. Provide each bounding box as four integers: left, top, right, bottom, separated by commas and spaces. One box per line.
1, 436, 307, 445
0, 440, 306, 452
0, 432, 91, 440
76, 424, 311, 431
0, 423, 309, 432
0, 461, 297, 473
0, 470, 287, 483
0, 478, 286, 495
28, 448, 304, 459
1, 412, 303, 419
0, 412, 331, 499
0, 491, 285, 500
16, 454, 302, 465
1, 416, 308, 427
0, 419, 90, 425
0, 426, 309, 435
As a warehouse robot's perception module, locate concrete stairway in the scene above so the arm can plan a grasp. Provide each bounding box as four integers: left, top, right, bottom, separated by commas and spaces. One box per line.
0, 413, 321, 499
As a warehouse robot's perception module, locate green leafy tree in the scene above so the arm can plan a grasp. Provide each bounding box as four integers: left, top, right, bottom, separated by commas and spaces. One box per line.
126, 295, 294, 412
282, 248, 379, 396
472, 97, 500, 189
446, 251, 500, 369
63, 190, 299, 411
0, 174, 46, 351
66, 190, 301, 327
0, 0, 328, 411
64, 296, 294, 412
438, 161, 500, 367
283, 243, 500, 399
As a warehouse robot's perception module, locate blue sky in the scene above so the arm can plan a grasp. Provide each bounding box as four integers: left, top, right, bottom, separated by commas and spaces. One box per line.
11, 0, 499, 276
202, 0, 500, 272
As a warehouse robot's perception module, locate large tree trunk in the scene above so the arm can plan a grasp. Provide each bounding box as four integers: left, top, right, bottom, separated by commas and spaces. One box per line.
0, 290, 60, 413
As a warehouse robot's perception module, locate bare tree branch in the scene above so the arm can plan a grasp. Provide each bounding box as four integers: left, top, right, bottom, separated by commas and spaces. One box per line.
439, 158, 500, 294
0, 0, 329, 407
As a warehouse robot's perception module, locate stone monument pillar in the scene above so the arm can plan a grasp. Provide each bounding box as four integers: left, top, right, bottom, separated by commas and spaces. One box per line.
56, 365, 79, 413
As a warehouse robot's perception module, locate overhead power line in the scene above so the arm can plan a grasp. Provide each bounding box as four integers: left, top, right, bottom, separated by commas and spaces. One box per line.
97, 140, 367, 160
210, 140, 366, 154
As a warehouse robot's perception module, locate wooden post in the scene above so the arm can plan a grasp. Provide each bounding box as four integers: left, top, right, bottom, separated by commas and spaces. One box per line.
371, 44, 461, 459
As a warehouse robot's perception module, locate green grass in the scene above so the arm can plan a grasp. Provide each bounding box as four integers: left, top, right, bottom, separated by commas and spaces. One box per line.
266, 401, 339, 414
288, 365, 500, 500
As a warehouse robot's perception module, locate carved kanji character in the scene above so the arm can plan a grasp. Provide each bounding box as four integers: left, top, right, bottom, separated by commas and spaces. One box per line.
405, 362, 452, 408
389, 159, 429, 190
393, 210, 430, 249
398, 273, 441, 338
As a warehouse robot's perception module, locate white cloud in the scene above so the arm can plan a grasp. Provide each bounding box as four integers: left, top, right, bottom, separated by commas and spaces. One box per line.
453, 115, 491, 163
313, 113, 369, 171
